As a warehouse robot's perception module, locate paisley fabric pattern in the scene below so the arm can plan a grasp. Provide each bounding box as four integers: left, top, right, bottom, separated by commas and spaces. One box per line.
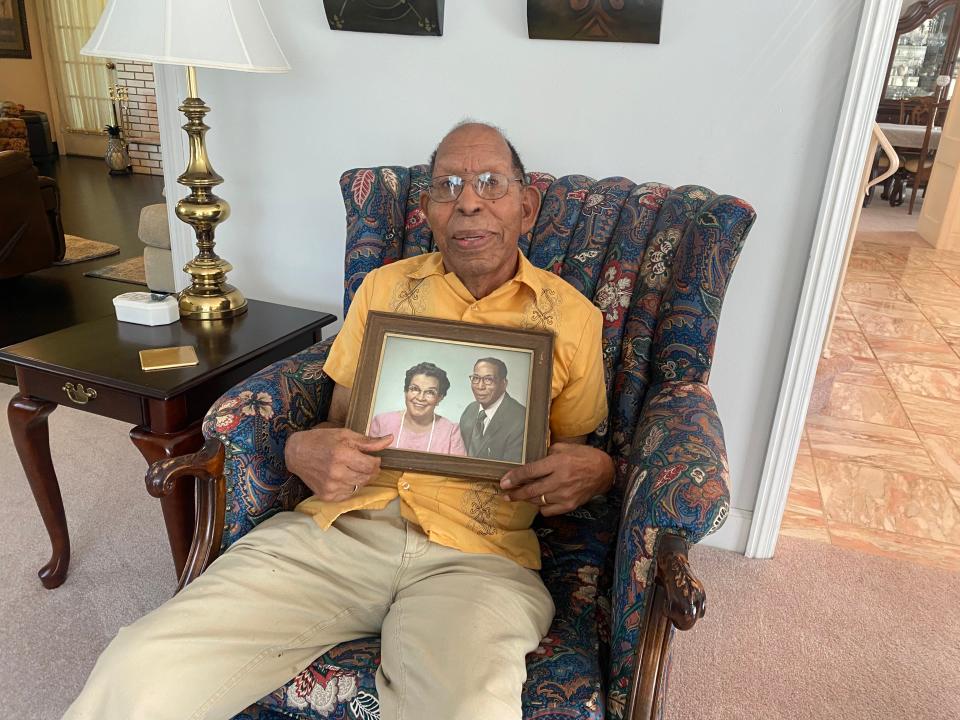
653, 191, 755, 386
202, 167, 755, 720
607, 381, 730, 714
203, 340, 335, 548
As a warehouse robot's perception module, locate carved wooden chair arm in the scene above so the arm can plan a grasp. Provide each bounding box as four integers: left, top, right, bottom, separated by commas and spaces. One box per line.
655, 532, 705, 631
145, 438, 226, 592
627, 531, 706, 720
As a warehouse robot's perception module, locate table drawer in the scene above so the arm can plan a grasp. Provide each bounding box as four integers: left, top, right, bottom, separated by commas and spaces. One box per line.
18, 367, 145, 425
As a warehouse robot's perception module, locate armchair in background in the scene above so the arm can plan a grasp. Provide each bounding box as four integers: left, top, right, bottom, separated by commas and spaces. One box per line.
0, 151, 65, 279
150, 165, 756, 720
138, 202, 175, 292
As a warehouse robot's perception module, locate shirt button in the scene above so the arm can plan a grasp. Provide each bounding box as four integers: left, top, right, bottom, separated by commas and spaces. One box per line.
401, 482, 411, 490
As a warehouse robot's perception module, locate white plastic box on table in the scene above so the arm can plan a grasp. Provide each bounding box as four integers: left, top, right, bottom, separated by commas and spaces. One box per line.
112, 292, 179, 326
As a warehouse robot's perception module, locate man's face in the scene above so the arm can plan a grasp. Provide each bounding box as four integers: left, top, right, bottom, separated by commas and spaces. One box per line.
420, 125, 540, 295
470, 361, 507, 408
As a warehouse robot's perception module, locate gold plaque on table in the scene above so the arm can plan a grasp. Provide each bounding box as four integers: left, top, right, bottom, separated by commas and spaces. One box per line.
139, 345, 199, 372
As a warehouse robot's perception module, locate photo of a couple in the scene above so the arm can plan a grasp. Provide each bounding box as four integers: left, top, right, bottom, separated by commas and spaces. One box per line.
367, 345, 530, 464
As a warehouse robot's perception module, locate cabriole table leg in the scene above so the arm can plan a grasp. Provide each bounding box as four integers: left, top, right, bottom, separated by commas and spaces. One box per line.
8, 393, 69, 589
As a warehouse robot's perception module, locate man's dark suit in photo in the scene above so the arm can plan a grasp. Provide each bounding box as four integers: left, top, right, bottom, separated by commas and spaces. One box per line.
460, 354, 527, 465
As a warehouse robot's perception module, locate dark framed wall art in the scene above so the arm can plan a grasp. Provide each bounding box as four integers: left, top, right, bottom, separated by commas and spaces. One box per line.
324, 0, 444, 36
0, 0, 30, 59
528, 0, 662, 44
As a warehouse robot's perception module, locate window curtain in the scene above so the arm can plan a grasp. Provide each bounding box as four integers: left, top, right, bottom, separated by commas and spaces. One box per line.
38, 0, 111, 134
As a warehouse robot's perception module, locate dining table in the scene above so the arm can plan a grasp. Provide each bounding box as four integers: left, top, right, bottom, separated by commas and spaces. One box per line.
877, 122, 941, 150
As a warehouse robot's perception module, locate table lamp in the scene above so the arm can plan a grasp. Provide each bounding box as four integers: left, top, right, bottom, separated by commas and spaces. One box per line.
81, 0, 290, 320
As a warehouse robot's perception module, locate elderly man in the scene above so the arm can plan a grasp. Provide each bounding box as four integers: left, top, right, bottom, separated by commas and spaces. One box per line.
65, 121, 613, 720
461, 356, 526, 462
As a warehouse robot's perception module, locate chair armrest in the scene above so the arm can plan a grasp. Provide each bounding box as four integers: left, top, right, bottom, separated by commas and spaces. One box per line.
37, 175, 65, 260
654, 532, 705, 631
145, 438, 225, 591
609, 380, 728, 719
201, 336, 337, 551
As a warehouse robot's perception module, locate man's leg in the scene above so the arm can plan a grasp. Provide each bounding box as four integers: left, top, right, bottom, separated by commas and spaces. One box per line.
64, 508, 406, 720
376, 529, 555, 720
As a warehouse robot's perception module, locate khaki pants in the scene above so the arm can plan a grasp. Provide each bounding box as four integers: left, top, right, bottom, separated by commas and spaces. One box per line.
63, 500, 554, 720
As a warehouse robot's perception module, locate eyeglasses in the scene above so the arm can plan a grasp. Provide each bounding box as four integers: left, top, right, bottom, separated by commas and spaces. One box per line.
406, 384, 439, 401
427, 171, 523, 202
469, 374, 500, 387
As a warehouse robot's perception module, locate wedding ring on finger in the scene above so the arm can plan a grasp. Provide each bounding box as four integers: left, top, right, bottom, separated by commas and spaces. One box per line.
540, 493, 547, 506
352, 484, 359, 495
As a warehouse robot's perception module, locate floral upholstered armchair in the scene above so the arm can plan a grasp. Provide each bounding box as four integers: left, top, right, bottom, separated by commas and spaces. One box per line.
149, 166, 756, 720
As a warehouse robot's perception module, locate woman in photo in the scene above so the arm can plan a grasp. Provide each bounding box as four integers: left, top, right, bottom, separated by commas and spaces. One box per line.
369, 361, 466, 455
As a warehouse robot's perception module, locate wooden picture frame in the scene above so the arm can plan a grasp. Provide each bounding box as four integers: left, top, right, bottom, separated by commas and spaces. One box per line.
346, 312, 554, 481
0, 0, 30, 59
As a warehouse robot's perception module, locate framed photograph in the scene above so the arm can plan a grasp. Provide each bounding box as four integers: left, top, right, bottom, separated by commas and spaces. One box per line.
346, 312, 554, 481
0, 0, 30, 59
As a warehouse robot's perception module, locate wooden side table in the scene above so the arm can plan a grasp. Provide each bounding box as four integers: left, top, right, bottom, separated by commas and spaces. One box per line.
2, 299, 335, 589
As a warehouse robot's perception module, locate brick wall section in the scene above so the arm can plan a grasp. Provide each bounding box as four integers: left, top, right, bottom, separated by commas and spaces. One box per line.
114, 61, 163, 176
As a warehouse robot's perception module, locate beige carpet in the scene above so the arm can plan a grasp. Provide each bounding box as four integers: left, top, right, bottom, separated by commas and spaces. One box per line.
667, 540, 960, 720
52, 235, 121, 265
1, 380, 958, 719
82, 255, 147, 286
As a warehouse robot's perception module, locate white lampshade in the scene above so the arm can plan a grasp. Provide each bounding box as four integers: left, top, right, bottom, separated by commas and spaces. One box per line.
81, 0, 290, 73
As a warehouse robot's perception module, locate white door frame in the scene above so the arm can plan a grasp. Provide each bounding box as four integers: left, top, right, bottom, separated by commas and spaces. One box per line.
745, 0, 902, 558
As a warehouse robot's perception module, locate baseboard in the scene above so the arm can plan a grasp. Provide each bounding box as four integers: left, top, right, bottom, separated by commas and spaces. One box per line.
699, 507, 752, 553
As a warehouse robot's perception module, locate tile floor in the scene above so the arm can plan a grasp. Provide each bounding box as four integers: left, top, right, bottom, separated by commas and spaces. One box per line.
780, 223, 960, 572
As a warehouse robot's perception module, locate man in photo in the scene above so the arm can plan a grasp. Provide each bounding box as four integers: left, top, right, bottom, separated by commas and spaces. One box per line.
460, 357, 526, 463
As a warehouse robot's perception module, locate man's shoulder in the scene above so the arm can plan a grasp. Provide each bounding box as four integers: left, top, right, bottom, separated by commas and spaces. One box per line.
503, 392, 526, 413
526, 263, 602, 320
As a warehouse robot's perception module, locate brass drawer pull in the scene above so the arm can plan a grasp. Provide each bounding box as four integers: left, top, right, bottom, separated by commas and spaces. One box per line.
62, 382, 97, 405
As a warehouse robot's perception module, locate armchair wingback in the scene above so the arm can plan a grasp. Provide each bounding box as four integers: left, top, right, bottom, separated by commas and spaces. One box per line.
169, 165, 754, 720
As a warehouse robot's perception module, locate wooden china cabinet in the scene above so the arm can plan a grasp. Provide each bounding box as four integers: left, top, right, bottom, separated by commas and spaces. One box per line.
877, 0, 960, 123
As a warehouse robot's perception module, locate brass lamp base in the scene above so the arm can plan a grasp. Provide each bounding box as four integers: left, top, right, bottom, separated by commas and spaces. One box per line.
175, 65, 247, 321
178, 257, 247, 320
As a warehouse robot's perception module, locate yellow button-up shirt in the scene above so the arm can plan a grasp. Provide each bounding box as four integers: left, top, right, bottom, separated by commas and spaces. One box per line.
296, 250, 606, 568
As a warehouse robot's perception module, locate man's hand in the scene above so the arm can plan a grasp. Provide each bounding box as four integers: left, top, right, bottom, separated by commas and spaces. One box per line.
285, 427, 393, 502
499, 441, 614, 516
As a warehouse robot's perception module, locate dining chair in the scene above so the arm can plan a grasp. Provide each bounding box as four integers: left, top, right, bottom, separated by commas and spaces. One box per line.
903, 100, 949, 214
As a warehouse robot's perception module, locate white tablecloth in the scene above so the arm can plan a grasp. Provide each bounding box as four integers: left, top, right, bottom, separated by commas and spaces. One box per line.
877, 122, 941, 150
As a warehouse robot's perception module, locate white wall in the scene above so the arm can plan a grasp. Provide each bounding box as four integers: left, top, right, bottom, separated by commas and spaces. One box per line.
161, 0, 866, 551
